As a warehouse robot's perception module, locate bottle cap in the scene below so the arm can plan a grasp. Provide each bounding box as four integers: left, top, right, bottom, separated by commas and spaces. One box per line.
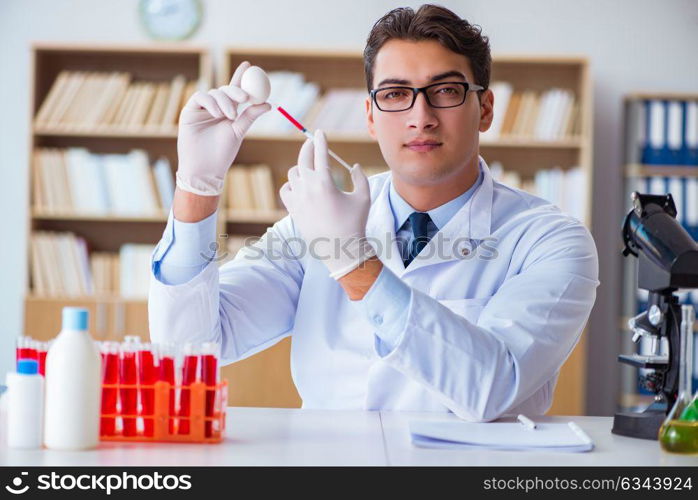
17, 359, 39, 375
62, 307, 89, 331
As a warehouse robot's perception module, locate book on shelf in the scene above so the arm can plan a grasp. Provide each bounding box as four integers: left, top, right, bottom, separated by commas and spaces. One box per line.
34, 70, 198, 132
489, 161, 586, 223
30, 231, 154, 299
626, 98, 698, 166
481, 84, 579, 142
226, 164, 279, 214
32, 148, 174, 217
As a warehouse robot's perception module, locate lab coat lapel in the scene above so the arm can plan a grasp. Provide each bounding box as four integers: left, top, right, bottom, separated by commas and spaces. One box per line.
402, 156, 495, 276
365, 176, 407, 277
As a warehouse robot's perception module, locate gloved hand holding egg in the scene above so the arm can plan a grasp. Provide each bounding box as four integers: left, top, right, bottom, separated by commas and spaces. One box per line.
175, 62, 272, 196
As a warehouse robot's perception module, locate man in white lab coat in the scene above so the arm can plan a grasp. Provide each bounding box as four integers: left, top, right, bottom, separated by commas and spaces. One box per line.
149, 5, 599, 421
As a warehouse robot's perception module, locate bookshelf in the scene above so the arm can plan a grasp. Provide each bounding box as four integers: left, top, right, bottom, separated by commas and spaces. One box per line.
23, 45, 594, 414
619, 92, 698, 412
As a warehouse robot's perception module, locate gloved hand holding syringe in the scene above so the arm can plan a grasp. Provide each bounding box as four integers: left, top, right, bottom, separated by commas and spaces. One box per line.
239, 65, 354, 172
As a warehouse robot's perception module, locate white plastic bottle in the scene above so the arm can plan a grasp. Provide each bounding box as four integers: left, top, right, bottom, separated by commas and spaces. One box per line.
6, 359, 44, 449
44, 307, 102, 450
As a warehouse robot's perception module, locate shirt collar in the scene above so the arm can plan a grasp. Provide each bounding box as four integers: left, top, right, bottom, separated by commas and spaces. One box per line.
388, 159, 484, 232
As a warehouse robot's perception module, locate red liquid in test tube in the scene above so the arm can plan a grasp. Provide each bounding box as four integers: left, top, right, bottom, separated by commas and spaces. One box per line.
100, 342, 119, 436
119, 339, 138, 437
200, 342, 219, 438
36, 341, 48, 376
158, 343, 176, 434
178, 344, 199, 435
16, 336, 37, 368
137, 343, 157, 437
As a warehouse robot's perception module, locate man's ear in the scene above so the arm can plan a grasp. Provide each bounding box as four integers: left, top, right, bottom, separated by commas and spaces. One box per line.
366, 96, 377, 139
478, 88, 494, 133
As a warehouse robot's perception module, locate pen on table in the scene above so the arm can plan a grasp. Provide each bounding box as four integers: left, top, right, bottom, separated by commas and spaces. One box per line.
517, 414, 537, 430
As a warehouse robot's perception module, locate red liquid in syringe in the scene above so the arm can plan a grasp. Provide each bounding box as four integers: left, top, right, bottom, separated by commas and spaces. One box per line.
178, 344, 199, 435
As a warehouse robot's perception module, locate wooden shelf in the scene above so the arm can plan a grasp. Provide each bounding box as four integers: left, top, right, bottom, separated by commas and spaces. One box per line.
625, 164, 698, 178
625, 92, 698, 101
33, 125, 178, 139
32, 209, 168, 223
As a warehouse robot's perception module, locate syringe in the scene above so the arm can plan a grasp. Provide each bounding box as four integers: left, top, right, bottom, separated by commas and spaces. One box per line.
274, 105, 353, 171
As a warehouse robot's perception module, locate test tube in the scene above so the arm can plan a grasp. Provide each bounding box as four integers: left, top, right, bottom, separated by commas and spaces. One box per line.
119, 337, 139, 437
16, 336, 37, 367
158, 342, 176, 434
200, 342, 219, 438
178, 343, 199, 435
100, 341, 119, 436
36, 341, 48, 377
137, 343, 157, 437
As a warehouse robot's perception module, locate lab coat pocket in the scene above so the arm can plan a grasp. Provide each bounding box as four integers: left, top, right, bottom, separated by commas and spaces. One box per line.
437, 297, 492, 324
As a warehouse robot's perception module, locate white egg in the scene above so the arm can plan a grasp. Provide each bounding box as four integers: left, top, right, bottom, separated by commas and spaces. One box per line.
240, 66, 271, 105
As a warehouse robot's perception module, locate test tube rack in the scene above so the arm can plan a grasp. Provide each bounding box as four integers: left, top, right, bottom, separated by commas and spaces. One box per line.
99, 379, 228, 443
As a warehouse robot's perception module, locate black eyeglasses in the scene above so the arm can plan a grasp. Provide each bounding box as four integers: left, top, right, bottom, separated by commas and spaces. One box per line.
370, 81, 485, 112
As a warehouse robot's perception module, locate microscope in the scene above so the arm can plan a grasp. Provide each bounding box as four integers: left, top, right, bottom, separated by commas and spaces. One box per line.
612, 192, 698, 440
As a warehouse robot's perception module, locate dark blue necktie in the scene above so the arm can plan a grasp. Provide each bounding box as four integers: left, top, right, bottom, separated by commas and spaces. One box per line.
404, 212, 432, 267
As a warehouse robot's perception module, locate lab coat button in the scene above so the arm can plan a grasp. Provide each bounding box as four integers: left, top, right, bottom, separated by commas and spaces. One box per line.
372, 314, 383, 325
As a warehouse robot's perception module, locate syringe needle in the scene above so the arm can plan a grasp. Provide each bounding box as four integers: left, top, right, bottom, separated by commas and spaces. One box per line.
274, 104, 354, 172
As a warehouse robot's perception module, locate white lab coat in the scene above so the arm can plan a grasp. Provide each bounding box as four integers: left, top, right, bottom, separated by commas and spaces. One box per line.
149, 159, 599, 421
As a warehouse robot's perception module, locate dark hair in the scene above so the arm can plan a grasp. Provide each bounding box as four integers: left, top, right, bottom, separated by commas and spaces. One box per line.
363, 4, 491, 93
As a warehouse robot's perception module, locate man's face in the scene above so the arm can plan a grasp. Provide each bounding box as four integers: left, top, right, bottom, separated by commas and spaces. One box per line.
366, 39, 493, 186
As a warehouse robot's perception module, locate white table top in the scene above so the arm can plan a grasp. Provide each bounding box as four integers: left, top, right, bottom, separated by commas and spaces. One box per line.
1, 407, 696, 466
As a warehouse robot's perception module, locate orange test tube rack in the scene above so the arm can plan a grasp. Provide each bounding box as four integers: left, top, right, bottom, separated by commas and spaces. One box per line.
99, 379, 228, 443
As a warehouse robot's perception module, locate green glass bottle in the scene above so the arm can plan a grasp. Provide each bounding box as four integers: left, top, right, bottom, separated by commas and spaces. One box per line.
659, 305, 698, 454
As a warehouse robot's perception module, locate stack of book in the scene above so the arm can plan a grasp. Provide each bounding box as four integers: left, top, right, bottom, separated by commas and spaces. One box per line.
626, 98, 698, 165
32, 148, 174, 216
489, 162, 586, 222
34, 71, 197, 132
30, 231, 92, 297
226, 164, 280, 216
30, 231, 154, 298
90, 252, 120, 296
481, 82, 579, 141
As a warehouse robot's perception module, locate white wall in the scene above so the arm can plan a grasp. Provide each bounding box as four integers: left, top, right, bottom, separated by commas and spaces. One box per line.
1, 0, 696, 414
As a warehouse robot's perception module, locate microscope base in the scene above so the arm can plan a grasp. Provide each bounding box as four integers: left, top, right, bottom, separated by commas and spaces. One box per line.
612, 404, 666, 440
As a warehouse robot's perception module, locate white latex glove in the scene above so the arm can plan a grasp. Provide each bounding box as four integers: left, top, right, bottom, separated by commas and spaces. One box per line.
280, 129, 376, 279
176, 61, 271, 196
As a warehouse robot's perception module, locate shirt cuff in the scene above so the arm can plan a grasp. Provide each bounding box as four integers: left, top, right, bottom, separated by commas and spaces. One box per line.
152, 209, 218, 285
355, 265, 411, 356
